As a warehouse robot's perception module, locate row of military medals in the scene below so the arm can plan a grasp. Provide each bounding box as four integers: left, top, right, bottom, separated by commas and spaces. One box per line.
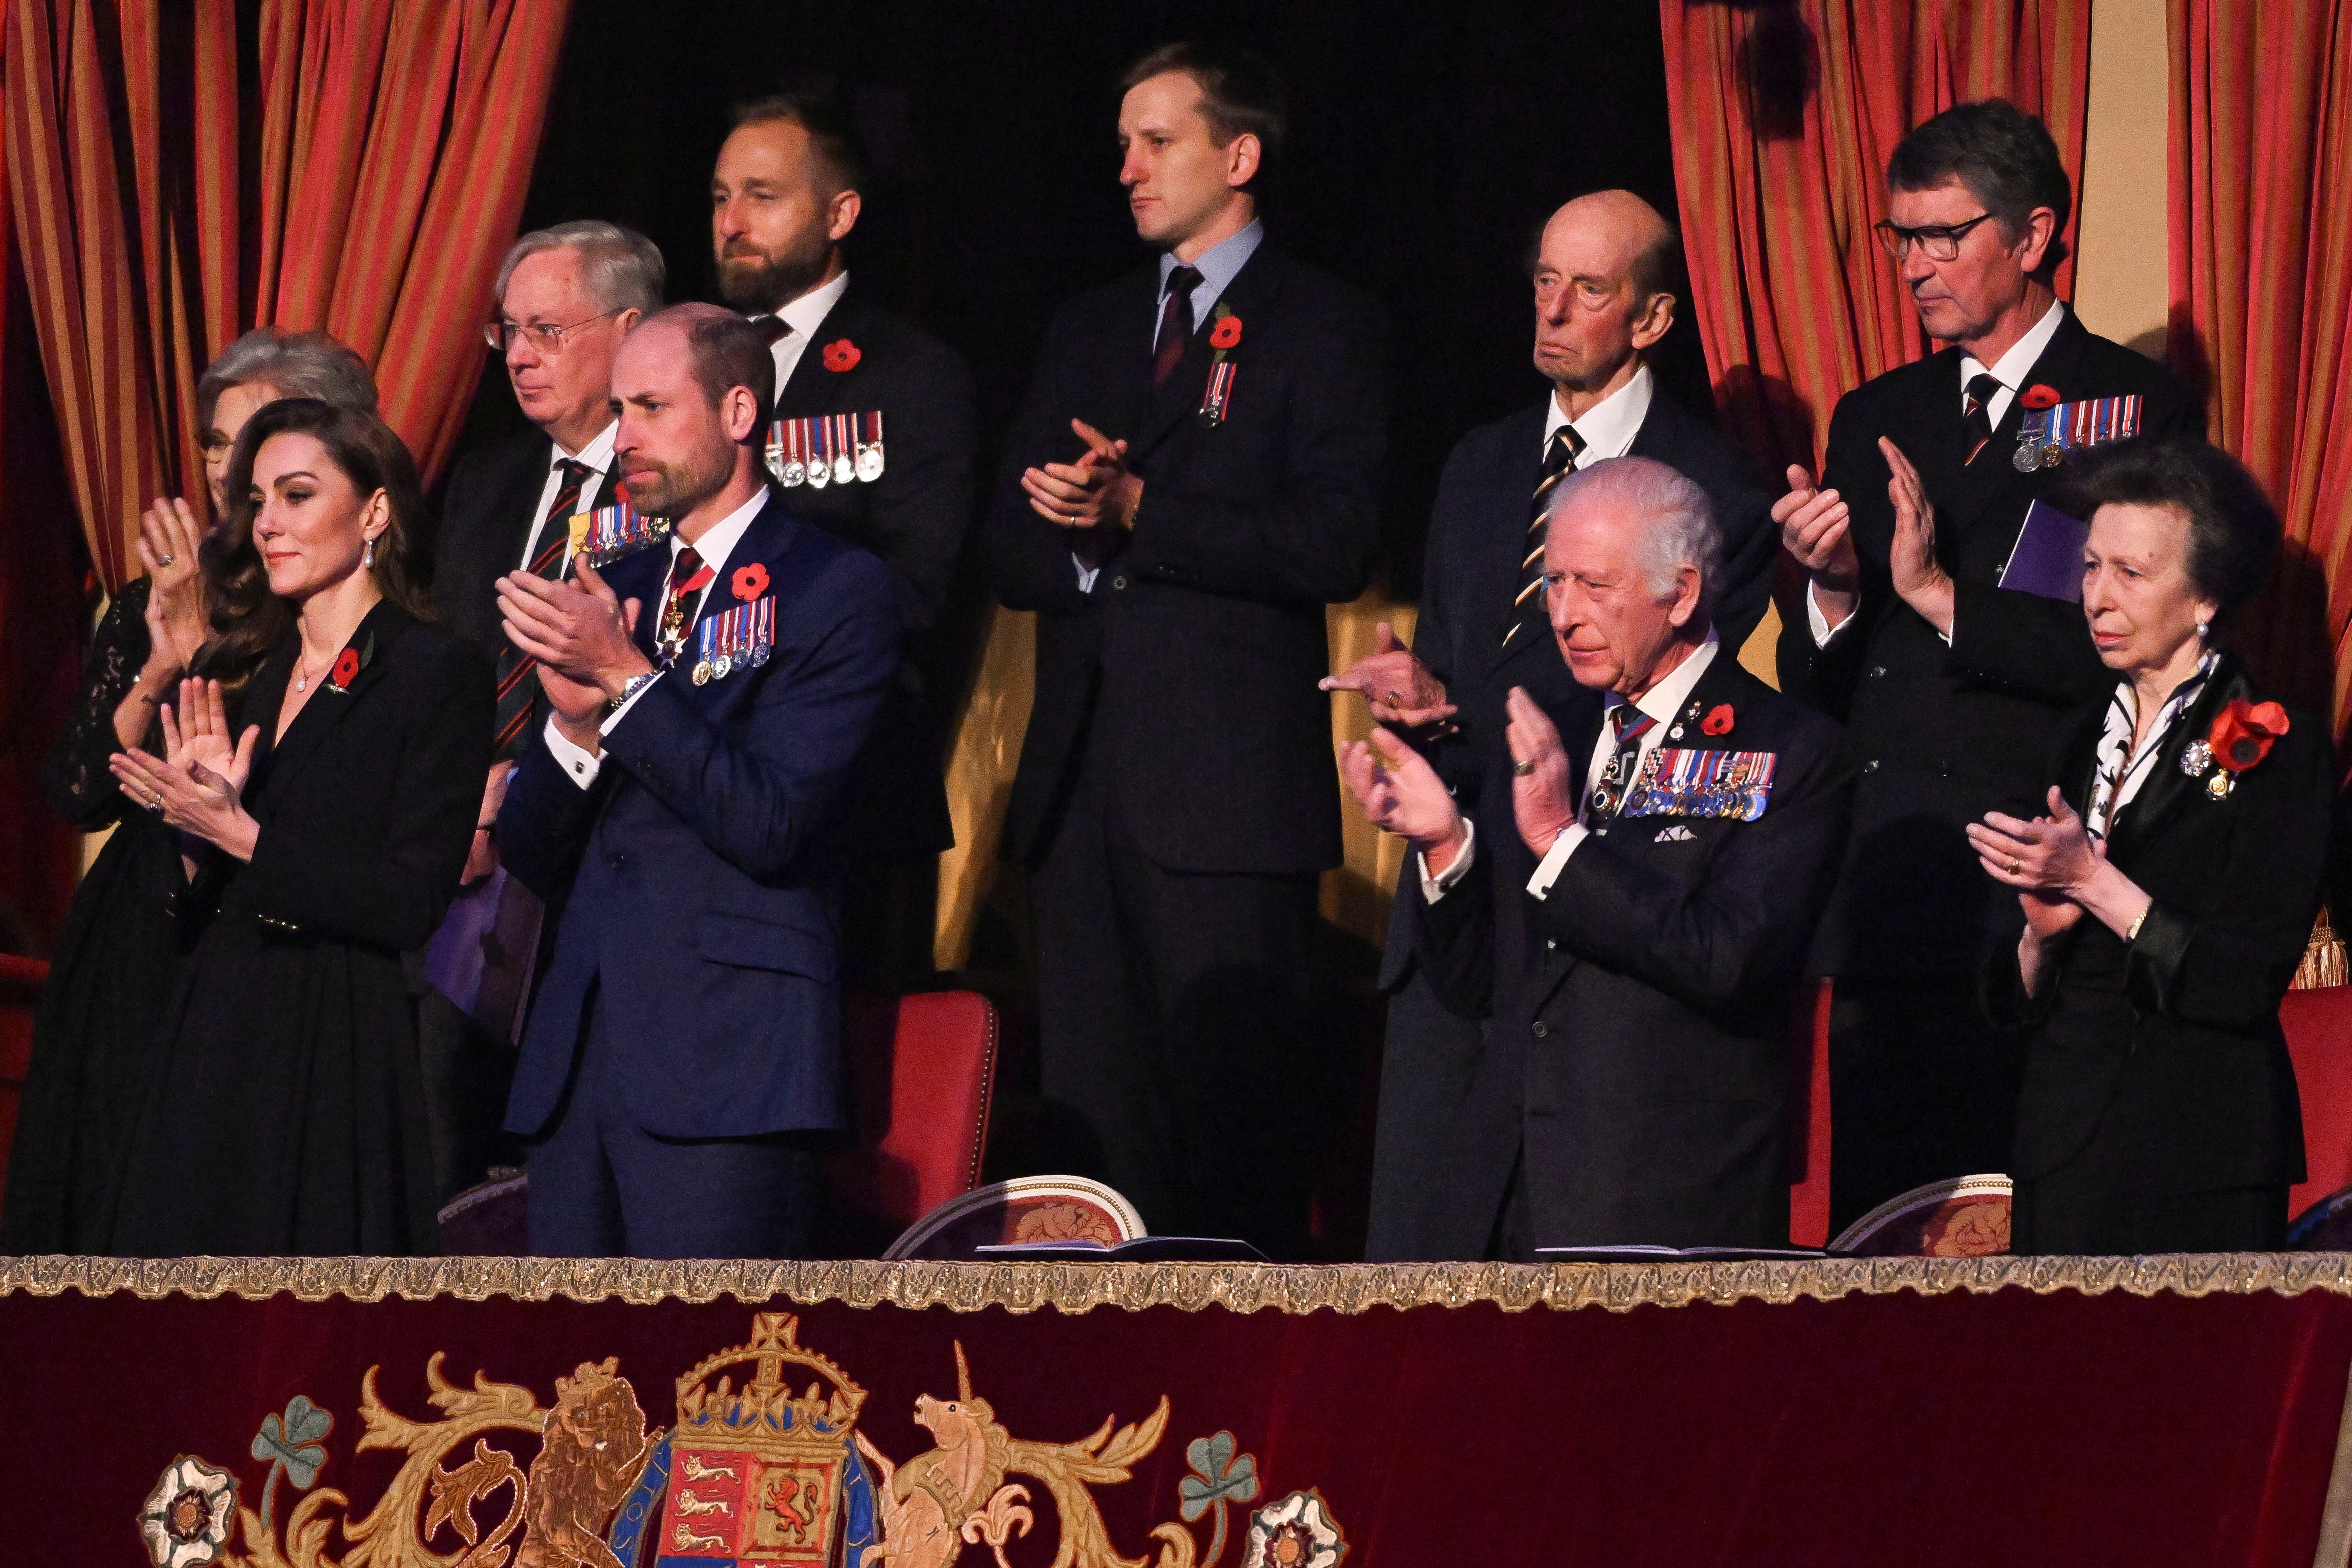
2013, 393, 2145, 473
767, 412, 885, 488
691, 595, 774, 686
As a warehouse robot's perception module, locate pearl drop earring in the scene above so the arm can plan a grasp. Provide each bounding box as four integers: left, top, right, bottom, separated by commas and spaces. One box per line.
2197, 620, 2210, 640
364, 538, 376, 568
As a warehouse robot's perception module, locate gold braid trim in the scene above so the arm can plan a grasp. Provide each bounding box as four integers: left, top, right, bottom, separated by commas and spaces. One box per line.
8, 1253, 2352, 1312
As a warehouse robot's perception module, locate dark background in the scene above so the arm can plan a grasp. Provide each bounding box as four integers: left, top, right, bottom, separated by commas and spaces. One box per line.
455, 0, 1705, 599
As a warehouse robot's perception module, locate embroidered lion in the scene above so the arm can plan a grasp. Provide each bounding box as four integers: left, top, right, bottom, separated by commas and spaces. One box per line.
515, 1358, 651, 1568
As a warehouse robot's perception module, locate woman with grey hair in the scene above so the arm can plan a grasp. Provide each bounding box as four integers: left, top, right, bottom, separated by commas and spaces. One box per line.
0, 327, 376, 1252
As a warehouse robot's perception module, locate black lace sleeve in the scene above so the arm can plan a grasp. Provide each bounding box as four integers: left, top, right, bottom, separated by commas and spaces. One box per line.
41, 578, 155, 831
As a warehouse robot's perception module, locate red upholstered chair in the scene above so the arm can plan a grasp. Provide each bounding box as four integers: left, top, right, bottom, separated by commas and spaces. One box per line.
0, 955, 46, 1217
1787, 978, 1834, 1248
2284, 986, 2352, 1224
823, 990, 1000, 1253
883, 1175, 1146, 1260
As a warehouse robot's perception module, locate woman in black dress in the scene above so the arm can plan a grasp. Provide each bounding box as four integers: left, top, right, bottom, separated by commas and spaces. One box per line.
103, 399, 491, 1255
1970, 439, 2330, 1254
1, 330, 376, 1252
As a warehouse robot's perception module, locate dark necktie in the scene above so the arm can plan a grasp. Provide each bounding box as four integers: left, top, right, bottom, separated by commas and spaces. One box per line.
755, 316, 792, 347
1152, 265, 1203, 387
1962, 371, 2003, 465
1502, 424, 1585, 649
656, 544, 714, 666
492, 458, 594, 756
1585, 703, 1658, 825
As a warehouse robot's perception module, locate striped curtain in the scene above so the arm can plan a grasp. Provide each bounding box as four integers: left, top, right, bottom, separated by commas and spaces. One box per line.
2, 0, 569, 593
1656, 1, 2091, 480
2168, 0, 2352, 729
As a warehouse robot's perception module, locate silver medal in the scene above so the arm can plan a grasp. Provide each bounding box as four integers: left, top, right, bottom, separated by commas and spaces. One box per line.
856, 443, 884, 483
2012, 439, 2042, 473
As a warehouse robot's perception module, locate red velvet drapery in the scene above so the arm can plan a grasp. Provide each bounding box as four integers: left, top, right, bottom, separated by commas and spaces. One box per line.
1657, 1, 2089, 478
2169, 0, 2352, 727
2, 0, 570, 595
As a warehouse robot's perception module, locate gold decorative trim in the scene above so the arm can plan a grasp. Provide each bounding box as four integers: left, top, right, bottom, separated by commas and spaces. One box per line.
9, 1253, 2352, 1312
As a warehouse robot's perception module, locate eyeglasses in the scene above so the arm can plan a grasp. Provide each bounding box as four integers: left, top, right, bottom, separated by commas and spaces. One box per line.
1873, 213, 1997, 262
482, 308, 623, 354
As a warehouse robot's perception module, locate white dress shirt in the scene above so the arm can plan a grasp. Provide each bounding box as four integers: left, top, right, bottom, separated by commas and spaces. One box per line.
1543, 361, 1653, 466
543, 485, 771, 787
1419, 633, 1721, 903
518, 420, 619, 573
1805, 299, 2070, 649
754, 268, 853, 400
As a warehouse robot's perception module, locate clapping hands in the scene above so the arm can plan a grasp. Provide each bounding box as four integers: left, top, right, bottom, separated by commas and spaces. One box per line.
109, 677, 261, 860
1338, 725, 1466, 870
1320, 622, 1456, 728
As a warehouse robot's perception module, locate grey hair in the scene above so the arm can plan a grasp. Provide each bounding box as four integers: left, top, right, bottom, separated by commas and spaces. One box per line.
494, 220, 666, 318
1547, 455, 1722, 622
196, 328, 377, 428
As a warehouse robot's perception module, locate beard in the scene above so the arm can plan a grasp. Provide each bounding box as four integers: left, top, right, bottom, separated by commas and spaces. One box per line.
621, 437, 736, 519
717, 232, 832, 313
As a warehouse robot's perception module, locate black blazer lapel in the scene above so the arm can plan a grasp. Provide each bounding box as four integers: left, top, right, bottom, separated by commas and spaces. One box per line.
1130, 243, 1288, 464
256, 603, 417, 811
2107, 658, 2247, 856
774, 282, 874, 413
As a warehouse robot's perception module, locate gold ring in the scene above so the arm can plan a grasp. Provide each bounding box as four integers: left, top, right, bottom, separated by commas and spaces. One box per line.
2009, 859, 2023, 875
1512, 758, 1536, 777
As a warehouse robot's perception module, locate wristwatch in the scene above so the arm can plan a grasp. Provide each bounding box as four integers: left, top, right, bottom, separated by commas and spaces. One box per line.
614, 670, 661, 709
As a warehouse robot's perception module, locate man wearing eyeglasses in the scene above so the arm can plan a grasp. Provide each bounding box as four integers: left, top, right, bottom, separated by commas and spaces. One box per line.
422, 220, 662, 1202
1770, 100, 2201, 1233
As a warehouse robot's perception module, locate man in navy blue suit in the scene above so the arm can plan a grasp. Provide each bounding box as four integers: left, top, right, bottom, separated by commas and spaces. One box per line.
494, 302, 900, 1259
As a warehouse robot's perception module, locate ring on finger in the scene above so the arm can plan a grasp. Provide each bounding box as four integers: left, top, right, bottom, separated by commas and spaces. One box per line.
2008, 858, 2023, 875
157, 553, 175, 566
1512, 757, 1536, 777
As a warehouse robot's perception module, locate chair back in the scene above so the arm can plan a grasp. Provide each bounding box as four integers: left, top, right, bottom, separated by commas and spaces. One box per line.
1829, 1173, 2012, 1256
2283, 986, 2352, 1221
0, 955, 46, 1217
884, 1175, 1146, 1260
1787, 979, 1833, 1247
825, 990, 1000, 1247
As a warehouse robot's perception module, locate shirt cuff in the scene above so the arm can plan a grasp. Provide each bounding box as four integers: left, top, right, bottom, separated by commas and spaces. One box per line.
601, 670, 662, 734
544, 714, 602, 788
1074, 553, 1099, 593
1805, 578, 1850, 648
1416, 819, 1476, 903
1527, 822, 1588, 899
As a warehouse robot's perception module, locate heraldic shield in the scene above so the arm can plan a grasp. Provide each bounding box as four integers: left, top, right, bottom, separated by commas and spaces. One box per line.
648, 1312, 871, 1566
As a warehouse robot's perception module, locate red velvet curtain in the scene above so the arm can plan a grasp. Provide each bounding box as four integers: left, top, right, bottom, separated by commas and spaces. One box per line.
2, 0, 570, 594
1658, 1, 2089, 478
2169, 0, 2352, 726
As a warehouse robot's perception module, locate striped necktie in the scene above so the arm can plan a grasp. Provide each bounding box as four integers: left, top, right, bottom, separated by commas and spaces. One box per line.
1962, 372, 2003, 465
656, 544, 714, 666
1585, 703, 1658, 825
1503, 424, 1584, 649
1152, 266, 1202, 388
492, 458, 593, 757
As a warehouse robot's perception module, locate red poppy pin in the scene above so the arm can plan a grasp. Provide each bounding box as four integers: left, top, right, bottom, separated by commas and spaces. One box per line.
1209, 313, 1244, 350
732, 562, 770, 602
2020, 383, 2062, 410
821, 338, 861, 373
328, 647, 361, 692
1701, 703, 1734, 736
612, 481, 630, 506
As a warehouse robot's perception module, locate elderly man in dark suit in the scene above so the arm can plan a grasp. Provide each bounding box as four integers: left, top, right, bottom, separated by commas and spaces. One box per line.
421, 221, 662, 1202
1343, 457, 1851, 1253
989, 43, 1386, 1257
713, 90, 979, 985
1322, 189, 1778, 1260
1770, 100, 2202, 1231
494, 305, 899, 1259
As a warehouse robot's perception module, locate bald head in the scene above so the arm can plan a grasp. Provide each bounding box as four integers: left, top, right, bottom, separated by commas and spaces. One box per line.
1531, 190, 1680, 403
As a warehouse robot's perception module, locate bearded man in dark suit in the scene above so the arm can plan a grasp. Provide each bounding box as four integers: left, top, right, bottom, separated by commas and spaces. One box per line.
1322, 190, 1779, 1260
1769, 99, 2202, 1230
989, 43, 1386, 1258
1343, 457, 1851, 1253
713, 90, 978, 986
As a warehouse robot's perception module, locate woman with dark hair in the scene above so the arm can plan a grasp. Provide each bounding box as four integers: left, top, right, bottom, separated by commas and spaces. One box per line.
1968, 437, 2329, 1253
100, 399, 491, 1256
1, 331, 377, 1253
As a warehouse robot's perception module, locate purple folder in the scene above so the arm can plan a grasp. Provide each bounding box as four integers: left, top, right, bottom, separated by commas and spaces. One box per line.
1997, 499, 2091, 602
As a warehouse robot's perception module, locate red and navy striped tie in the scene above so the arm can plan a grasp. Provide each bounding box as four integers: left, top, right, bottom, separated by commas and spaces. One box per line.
492, 459, 593, 757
